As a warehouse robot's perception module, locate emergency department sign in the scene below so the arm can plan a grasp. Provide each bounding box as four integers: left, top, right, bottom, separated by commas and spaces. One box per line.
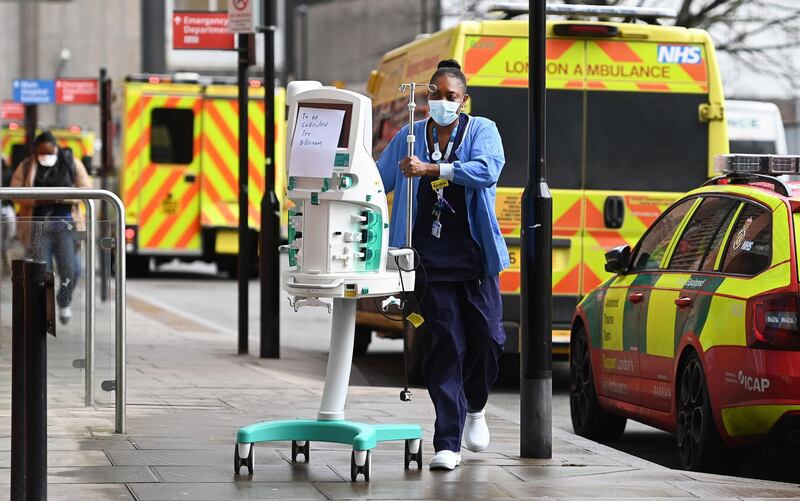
227, 0, 259, 33
55, 79, 99, 105
173, 11, 235, 50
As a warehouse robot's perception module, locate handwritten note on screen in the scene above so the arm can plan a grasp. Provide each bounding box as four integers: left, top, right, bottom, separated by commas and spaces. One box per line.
289, 107, 345, 178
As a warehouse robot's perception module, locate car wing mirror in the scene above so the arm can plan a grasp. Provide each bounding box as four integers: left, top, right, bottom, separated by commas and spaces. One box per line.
605, 245, 631, 274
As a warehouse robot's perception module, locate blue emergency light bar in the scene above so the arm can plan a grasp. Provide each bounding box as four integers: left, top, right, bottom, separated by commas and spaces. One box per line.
715, 154, 800, 176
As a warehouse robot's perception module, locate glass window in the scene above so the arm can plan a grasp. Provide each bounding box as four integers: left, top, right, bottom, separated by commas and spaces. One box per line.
585, 92, 709, 192
468, 87, 582, 189
668, 197, 739, 272
721, 204, 772, 275
730, 140, 777, 155
150, 108, 195, 165
630, 198, 696, 272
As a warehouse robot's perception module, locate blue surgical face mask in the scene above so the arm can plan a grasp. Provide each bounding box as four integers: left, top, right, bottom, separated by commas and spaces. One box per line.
428, 99, 461, 126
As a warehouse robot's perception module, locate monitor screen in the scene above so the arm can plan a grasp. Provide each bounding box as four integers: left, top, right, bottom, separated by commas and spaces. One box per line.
298, 102, 353, 148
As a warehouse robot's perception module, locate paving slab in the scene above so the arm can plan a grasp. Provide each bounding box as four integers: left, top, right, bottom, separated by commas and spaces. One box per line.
129, 481, 326, 500
0, 286, 798, 499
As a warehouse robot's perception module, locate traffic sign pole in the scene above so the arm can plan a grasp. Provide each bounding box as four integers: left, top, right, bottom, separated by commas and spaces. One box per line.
259, 0, 279, 359
24, 105, 37, 156
237, 34, 254, 355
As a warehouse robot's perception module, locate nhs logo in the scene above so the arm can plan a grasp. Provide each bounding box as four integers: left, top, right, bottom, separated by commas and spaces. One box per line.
657, 45, 702, 64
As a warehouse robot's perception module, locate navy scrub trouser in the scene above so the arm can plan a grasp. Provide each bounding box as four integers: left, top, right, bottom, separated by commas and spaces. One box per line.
417, 274, 505, 453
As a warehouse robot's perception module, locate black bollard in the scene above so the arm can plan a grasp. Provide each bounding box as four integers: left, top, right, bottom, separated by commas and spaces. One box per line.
23, 260, 50, 501
11, 259, 27, 501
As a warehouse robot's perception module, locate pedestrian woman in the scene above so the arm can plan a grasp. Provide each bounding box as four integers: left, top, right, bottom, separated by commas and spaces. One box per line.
377, 60, 509, 470
11, 131, 92, 325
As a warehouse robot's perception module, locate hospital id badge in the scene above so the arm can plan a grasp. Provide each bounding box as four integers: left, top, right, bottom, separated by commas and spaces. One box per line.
431, 220, 442, 239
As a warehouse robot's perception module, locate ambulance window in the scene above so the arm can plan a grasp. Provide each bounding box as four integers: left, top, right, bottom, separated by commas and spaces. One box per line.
630, 198, 695, 271
668, 197, 739, 272
150, 108, 194, 165
720, 204, 772, 276
468, 87, 582, 189
730, 140, 777, 155
585, 92, 708, 192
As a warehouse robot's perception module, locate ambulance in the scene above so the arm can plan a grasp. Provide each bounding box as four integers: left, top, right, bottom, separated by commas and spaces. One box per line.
359, 4, 729, 374
121, 74, 286, 276
1, 124, 95, 172
726, 99, 788, 155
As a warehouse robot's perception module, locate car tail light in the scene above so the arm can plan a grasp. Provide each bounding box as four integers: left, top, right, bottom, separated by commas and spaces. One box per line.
747, 292, 800, 349
125, 227, 136, 243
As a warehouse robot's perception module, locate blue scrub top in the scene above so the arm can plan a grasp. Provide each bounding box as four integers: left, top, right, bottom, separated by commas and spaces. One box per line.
377, 115, 510, 276
413, 114, 484, 281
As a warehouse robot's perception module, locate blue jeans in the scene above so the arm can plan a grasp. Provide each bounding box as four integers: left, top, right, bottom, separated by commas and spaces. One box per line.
30, 218, 79, 308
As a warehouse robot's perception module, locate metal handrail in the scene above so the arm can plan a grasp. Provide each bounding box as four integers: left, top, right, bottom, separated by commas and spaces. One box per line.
0, 188, 125, 433
85, 200, 96, 408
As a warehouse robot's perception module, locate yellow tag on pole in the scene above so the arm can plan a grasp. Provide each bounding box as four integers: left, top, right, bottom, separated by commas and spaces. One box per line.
406, 312, 425, 328
431, 179, 449, 190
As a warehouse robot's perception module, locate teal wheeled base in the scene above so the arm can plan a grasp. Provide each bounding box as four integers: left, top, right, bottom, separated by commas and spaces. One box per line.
234, 419, 423, 481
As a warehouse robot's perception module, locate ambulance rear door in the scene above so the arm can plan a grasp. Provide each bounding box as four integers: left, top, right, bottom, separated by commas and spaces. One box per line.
463, 34, 585, 337
199, 90, 269, 255
136, 90, 203, 255
581, 39, 711, 295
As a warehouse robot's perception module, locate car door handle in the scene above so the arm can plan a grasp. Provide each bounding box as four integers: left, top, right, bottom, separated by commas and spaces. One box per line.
628, 292, 644, 304
184, 174, 197, 183
674, 296, 693, 308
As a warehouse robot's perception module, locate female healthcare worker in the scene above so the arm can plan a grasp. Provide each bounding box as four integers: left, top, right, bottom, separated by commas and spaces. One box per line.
377, 60, 509, 470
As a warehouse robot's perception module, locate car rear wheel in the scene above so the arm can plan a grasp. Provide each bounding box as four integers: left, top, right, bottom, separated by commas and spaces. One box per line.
570, 325, 626, 442
677, 352, 727, 472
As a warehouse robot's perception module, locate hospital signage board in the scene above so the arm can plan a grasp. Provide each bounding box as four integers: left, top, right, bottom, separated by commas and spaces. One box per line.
173, 11, 235, 50
55, 79, 99, 104
12, 79, 56, 104
227, 0, 259, 33
1, 101, 25, 120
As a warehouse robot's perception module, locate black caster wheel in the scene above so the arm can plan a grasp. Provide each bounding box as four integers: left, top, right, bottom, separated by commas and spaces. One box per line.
234, 443, 254, 475
350, 450, 371, 481
291, 440, 310, 463
404, 438, 423, 469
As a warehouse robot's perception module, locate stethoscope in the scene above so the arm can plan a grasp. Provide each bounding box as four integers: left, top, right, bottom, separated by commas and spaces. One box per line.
430, 121, 458, 163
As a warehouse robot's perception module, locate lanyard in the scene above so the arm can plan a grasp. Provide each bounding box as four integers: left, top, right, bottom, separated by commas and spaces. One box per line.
430, 121, 458, 163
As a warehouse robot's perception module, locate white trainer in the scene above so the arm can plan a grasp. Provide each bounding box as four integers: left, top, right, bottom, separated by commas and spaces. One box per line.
464, 409, 490, 452
429, 450, 461, 470
59, 306, 72, 325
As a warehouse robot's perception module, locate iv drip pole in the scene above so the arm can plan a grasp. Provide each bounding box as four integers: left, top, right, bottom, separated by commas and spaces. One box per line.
399, 82, 436, 247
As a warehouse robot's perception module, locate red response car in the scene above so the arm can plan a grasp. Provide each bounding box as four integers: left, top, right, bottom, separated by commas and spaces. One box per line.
570, 154, 800, 471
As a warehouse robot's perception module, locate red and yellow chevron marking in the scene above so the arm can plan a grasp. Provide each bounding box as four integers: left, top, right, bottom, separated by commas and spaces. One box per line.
463, 35, 708, 94
200, 98, 265, 230
498, 189, 583, 296
581, 191, 682, 294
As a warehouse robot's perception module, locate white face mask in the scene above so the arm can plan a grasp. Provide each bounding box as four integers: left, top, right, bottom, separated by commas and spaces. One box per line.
38, 153, 58, 167
428, 99, 462, 126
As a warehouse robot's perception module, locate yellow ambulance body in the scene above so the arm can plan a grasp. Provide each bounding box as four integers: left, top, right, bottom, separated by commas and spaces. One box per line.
2, 124, 96, 171
364, 17, 728, 357
121, 75, 286, 275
